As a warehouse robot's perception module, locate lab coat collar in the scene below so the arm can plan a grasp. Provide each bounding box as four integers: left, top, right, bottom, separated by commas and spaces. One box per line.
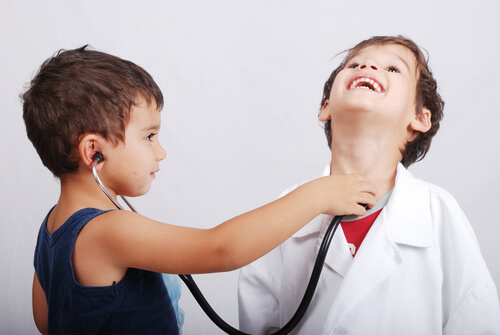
388, 163, 433, 248
291, 163, 433, 277
291, 164, 334, 239
292, 213, 330, 238
292, 163, 433, 247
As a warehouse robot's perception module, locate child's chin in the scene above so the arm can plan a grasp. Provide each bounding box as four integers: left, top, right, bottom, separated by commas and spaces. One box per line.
137, 188, 151, 197
127, 186, 151, 198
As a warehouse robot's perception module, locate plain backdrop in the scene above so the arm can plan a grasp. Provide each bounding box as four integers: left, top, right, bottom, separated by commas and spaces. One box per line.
1, 1, 499, 334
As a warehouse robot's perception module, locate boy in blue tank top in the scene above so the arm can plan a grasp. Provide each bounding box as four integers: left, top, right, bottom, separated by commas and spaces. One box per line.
22, 46, 377, 334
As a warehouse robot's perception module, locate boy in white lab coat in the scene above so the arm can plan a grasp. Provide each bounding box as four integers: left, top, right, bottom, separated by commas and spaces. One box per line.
238, 36, 500, 335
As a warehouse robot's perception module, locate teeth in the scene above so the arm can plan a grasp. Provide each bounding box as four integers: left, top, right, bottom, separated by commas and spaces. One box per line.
349, 78, 382, 93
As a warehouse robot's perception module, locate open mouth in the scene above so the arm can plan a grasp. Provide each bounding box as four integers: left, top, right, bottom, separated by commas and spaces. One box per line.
348, 76, 384, 93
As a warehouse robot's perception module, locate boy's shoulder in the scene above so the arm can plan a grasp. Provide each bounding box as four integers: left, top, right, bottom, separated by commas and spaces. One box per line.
404, 167, 461, 211
399, 165, 466, 218
403, 167, 478, 241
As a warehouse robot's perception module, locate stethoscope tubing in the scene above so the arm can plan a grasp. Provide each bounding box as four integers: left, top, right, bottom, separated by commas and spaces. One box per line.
180, 215, 342, 335
92, 160, 137, 212
92, 160, 341, 335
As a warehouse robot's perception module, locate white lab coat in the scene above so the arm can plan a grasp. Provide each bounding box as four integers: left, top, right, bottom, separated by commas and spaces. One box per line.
238, 164, 500, 335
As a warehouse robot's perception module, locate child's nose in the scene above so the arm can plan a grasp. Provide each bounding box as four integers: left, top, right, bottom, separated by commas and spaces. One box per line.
156, 144, 167, 161
359, 62, 378, 71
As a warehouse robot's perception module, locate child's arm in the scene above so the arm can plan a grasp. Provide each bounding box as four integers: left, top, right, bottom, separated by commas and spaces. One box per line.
78, 174, 376, 277
32, 272, 48, 335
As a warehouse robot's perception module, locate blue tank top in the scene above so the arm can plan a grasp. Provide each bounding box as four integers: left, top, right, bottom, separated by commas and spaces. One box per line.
34, 207, 179, 334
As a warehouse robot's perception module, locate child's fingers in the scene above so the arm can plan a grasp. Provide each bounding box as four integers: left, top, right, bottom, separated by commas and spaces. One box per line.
350, 204, 367, 217
349, 174, 378, 196
359, 181, 378, 197
350, 181, 377, 206
358, 192, 377, 209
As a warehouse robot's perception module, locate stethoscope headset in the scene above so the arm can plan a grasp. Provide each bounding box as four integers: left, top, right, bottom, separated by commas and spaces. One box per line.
92, 152, 346, 335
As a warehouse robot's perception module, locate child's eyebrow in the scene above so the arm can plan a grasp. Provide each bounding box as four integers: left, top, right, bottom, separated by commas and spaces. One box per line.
142, 124, 161, 132
394, 54, 411, 72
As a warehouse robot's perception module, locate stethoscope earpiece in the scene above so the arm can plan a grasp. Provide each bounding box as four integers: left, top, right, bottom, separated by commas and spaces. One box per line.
93, 152, 104, 164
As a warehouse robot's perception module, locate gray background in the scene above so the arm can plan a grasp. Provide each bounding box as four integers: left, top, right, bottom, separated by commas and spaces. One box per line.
1, 1, 499, 334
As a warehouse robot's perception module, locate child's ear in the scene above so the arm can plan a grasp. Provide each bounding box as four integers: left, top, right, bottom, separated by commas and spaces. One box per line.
318, 100, 331, 122
410, 107, 432, 134
79, 134, 106, 171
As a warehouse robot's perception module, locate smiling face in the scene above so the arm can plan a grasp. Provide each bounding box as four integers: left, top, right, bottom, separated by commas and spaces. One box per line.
101, 97, 167, 197
319, 43, 430, 154
327, 43, 418, 121
319, 36, 443, 167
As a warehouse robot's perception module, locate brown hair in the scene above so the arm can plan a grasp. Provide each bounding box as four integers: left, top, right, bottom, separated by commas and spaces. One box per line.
21, 45, 163, 177
320, 36, 444, 167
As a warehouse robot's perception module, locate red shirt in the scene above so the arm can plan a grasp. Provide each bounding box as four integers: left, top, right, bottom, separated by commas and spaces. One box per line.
341, 209, 382, 257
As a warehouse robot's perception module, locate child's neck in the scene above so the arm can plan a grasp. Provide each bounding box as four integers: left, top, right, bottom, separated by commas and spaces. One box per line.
329, 129, 402, 200
60, 171, 119, 210
47, 171, 118, 234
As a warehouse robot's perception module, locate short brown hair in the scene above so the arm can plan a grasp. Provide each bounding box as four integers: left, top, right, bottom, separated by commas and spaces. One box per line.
22, 45, 163, 177
320, 36, 444, 167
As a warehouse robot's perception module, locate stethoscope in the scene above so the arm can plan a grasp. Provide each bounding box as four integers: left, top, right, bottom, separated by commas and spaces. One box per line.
92, 153, 344, 335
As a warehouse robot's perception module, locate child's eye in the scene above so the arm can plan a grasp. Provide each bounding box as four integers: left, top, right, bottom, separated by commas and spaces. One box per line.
348, 63, 359, 69
386, 66, 400, 73
146, 133, 157, 142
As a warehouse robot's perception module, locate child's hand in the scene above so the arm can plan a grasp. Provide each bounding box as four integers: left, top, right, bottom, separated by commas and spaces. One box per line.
309, 174, 377, 217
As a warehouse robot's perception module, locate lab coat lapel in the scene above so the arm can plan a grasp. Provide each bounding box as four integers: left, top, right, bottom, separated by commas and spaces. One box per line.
322, 164, 433, 332
322, 210, 402, 331
313, 164, 354, 278
292, 213, 354, 278
320, 221, 353, 278
386, 165, 433, 248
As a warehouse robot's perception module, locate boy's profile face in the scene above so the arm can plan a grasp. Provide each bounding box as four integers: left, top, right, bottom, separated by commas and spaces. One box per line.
320, 44, 425, 147
99, 97, 167, 197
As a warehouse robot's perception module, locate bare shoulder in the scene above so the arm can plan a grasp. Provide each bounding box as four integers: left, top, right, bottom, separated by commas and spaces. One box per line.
75, 210, 165, 258
72, 210, 162, 286
73, 210, 195, 283
81, 210, 173, 244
